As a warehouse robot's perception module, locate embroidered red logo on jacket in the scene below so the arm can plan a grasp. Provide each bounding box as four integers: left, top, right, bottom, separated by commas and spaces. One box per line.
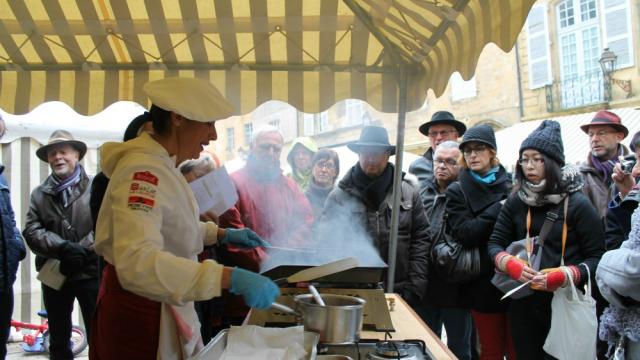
133, 171, 159, 185
127, 196, 155, 212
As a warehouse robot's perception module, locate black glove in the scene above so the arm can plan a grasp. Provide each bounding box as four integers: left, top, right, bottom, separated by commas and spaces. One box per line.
58, 242, 88, 276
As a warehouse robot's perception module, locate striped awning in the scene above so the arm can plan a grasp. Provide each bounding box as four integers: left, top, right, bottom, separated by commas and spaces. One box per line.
0, 0, 535, 115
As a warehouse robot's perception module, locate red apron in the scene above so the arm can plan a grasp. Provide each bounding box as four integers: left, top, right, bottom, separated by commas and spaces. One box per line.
89, 264, 161, 359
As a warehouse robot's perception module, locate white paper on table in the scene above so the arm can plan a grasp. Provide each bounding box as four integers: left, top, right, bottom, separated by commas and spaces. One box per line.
37, 259, 66, 290
189, 166, 238, 216
220, 325, 307, 360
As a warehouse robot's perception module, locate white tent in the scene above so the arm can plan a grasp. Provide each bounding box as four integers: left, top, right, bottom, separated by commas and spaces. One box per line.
496, 107, 640, 171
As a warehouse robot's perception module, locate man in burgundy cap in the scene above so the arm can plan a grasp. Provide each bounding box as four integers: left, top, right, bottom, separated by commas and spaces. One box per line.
579, 110, 631, 220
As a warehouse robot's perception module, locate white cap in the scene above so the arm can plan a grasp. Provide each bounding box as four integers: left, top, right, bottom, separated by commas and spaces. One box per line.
142, 77, 235, 122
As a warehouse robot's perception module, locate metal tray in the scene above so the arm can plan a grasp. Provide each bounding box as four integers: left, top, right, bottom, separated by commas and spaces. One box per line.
193, 328, 319, 360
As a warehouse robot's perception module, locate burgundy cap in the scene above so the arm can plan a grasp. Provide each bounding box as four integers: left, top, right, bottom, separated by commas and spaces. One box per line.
580, 110, 628, 138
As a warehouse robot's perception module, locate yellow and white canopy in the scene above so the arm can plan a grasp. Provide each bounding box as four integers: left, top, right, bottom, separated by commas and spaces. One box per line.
0, 0, 535, 115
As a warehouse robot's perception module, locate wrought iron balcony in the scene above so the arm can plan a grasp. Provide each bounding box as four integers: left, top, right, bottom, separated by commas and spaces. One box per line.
545, 71, 604, 112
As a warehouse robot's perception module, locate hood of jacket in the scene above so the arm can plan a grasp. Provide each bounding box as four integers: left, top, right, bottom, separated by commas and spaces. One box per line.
101, 132, 174, 178
286, 137, 318, 169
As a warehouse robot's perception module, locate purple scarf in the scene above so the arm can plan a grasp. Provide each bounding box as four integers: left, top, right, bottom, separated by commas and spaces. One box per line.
590, 146, 623, 185
52, 165, 82, 207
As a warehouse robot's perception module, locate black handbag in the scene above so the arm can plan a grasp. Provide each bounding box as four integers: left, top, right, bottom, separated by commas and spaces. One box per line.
491, 197, 567, 299
430, 183, 481, 283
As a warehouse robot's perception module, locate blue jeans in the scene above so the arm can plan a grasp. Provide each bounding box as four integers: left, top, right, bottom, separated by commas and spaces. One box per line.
415, 304, 473, 360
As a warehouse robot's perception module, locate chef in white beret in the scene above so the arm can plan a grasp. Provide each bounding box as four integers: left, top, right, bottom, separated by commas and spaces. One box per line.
91, 77, 280, 359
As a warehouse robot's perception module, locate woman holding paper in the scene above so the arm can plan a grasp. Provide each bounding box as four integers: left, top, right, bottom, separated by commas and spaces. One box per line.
91, 77, 280, 359
488, 120, 604, 359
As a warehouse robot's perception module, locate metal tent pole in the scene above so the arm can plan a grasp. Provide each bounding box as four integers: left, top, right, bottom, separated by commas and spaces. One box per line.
386, 63, 408, 293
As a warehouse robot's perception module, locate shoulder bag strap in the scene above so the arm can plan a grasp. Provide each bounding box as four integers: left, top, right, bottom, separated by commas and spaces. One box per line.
528, 199, 564, 269
560, 196, 569, 266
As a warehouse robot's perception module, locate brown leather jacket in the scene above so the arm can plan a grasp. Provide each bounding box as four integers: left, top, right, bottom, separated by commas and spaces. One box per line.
579, 145, 630, 220
23, 166, 98, 280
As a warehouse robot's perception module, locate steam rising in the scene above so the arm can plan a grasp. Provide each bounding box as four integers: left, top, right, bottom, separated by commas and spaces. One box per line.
260, 191, 388, 273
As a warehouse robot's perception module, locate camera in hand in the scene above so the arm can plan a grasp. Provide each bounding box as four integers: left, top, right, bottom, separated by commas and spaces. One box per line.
620, 154, 636, 174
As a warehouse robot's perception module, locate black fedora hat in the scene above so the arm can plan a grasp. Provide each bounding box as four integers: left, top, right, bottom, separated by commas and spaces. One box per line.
418, 111, 467, 136
36, 130, 87, 162
347, 126, 396, 155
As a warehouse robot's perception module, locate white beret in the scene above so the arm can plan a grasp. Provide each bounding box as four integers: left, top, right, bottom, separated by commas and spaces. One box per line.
142, 77, 235, 122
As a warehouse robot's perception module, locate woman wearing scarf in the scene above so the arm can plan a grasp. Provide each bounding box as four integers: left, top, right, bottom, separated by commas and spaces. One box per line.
488, 120, 605, 359
444, 124, 514, 360
597, 147, 640, 359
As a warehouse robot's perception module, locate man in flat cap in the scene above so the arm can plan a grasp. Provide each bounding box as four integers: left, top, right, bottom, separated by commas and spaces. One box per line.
409, 111, 466, 190
23, 130, 98, 359
579, 110, 631, 220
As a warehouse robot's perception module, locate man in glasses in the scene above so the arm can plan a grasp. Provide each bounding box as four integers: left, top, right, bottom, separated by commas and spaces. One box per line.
579, 110, 631, 220
413, 140, 474, 360
220, 125, 313, 249
410, 111, 466, 191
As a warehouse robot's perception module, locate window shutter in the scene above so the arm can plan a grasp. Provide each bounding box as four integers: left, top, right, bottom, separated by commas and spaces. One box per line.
601, 0, 633, 68
527, 4, 552, 89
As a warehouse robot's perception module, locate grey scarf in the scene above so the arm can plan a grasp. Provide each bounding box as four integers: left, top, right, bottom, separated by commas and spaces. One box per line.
517, 164, 583, 207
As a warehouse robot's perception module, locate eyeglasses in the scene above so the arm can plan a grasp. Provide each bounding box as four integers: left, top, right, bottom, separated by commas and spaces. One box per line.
518, 158, 545, 166
314, 161, 336, 171
428, 130, 457, 138
257, 143, 283, 153
462, 145, 489, 156
434, 159, 458, 167
587, 130, 618, 138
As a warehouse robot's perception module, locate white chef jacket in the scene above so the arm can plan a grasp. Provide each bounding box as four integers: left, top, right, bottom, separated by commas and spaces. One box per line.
95, 132, 224, 359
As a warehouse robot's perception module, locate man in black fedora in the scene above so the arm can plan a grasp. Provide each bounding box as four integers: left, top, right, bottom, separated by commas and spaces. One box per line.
318, 125, 430, 308
410, 111, 466, 190
23, 130, 98, 359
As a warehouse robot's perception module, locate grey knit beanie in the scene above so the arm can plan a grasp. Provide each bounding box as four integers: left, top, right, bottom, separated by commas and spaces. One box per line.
519, 120, 565, 166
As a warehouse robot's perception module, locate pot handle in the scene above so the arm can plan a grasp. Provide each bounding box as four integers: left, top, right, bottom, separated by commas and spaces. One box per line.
271, 302, 301, 317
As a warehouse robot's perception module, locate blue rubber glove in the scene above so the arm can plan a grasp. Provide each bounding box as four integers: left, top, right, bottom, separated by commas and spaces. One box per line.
220, 228, 270, 248
229, 268, 280, 309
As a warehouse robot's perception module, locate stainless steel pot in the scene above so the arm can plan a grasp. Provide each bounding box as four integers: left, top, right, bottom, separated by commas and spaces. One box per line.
294, 294, 366, 345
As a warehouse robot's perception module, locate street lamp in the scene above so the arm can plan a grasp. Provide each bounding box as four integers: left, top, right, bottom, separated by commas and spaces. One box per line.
599, 48, 633, 100
599, 48, 617, 101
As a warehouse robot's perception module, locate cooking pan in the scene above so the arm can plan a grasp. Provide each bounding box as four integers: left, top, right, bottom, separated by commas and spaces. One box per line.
272, 294, 366, 344
273, 257, 359, 285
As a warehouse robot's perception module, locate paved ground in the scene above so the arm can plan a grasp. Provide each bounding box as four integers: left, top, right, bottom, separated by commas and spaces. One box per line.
6, 340, 88, 359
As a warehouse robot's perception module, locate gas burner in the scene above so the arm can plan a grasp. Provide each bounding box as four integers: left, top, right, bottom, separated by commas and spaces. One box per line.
367, 341, 421, 360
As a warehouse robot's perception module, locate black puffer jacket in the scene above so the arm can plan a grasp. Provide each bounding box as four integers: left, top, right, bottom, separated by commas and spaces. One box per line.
0, 166, 26, 290
488, 191, 605, 290
445, 166, 511, 312
23, 167, 98, 280
320, 165, 431, 301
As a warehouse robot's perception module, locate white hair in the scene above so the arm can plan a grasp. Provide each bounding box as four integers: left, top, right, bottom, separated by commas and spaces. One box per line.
434, 140, 460, 156
251, 124, 283, 145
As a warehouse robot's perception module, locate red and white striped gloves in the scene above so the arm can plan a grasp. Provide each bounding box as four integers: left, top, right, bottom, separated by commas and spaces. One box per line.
495, 251, 581, 291
531, 266, 581, 292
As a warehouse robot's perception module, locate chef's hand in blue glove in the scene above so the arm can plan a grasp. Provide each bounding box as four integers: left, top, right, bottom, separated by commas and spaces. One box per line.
229, 268, 280, 309
220, 228, 270, 249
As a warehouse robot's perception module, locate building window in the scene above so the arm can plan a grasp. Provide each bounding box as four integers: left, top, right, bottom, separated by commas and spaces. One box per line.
226, 128, 234, 152
269, 119, 280, 129
319, 112, 329, 133
345, 100, 364, 126
303, 114, 315, 135
556, 0, 602, 108
450, 72, 477, 101
244, 123, 252, 146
